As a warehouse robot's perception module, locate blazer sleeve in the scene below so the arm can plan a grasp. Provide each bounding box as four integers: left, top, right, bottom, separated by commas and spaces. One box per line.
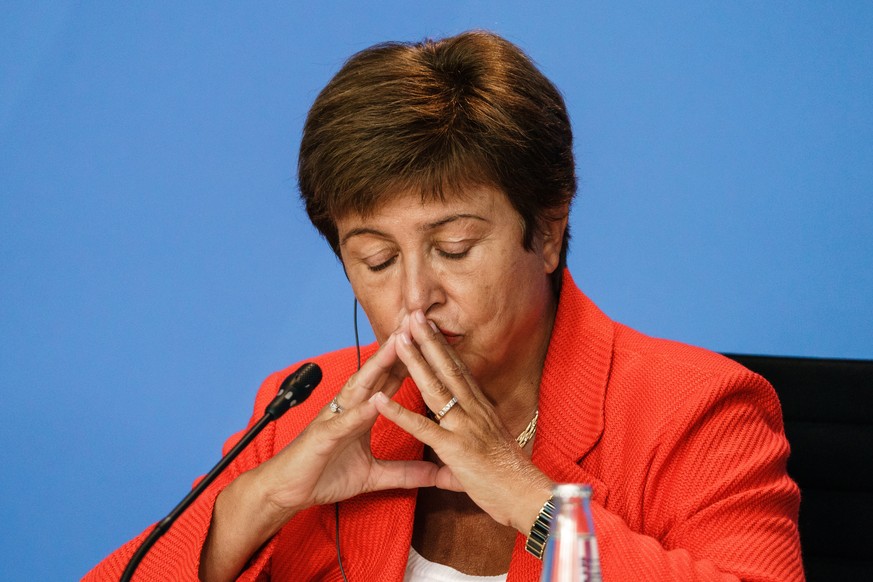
590, 370, 804, 581
81, 370, 290, 582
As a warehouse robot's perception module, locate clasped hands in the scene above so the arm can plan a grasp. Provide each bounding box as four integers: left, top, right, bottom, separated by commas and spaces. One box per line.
254, 309, 553, 535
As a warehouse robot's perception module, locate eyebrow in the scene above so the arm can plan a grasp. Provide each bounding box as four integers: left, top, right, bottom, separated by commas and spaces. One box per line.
339, 213, 487, 245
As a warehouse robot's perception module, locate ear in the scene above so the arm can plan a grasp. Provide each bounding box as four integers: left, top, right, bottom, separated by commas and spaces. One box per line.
540, 204, 569, 275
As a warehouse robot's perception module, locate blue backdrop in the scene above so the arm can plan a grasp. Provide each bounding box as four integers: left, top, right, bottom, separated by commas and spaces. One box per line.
1, 2, 871, 579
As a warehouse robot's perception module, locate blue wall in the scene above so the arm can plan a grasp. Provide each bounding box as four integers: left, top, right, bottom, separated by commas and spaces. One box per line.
1, 2, 871, 579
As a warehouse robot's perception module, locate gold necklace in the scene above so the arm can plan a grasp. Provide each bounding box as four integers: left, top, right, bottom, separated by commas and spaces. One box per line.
515, 409, 539, 448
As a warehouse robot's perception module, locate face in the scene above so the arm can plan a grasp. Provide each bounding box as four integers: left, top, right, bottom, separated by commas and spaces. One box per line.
337, 186, 566, 389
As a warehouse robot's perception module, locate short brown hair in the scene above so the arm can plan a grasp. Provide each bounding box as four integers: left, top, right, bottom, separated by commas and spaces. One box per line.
298, 30, 576, 291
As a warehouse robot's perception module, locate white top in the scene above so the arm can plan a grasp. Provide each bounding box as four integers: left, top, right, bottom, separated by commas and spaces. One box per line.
403, 546, 508, 582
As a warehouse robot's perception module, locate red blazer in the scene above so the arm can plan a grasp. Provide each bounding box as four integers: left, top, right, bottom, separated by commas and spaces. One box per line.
85, 271, 803, 581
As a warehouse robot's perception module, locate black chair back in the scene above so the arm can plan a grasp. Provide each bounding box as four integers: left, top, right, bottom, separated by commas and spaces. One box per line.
726, 354, 873, 580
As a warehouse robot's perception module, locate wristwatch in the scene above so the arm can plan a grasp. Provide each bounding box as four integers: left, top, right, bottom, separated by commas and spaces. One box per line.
525, 495, 555, 559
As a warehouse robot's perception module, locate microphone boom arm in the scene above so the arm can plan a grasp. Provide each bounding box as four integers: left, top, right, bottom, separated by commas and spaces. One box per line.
120, 362, 322, 582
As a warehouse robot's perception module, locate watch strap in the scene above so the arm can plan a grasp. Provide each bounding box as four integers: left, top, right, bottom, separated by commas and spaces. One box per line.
525, 495, 555, 559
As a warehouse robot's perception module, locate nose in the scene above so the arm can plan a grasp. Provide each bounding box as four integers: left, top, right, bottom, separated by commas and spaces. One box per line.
401, 257, 445, 316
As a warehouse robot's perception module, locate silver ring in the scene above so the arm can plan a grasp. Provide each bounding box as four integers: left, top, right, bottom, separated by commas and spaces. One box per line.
435, 396, 458, 420
328, 396, 344, 414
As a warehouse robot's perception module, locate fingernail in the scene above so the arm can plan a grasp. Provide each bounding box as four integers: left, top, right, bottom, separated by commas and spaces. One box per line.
370, 392, 387, 404
414, 310, 426, 325
399, 331, 412, 345
428, 320, 439, 334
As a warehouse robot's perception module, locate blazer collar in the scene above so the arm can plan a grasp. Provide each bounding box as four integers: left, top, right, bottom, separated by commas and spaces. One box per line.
532, 270, 614, 489
510, 270, 616, 581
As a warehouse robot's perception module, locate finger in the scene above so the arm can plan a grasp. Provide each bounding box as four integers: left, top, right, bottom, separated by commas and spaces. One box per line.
369, 459, 439, 491
325, 334, 404, 415
395, 329, 457, 418
370, 391, 450, 448
382, 355, 410, 398
433, 465, 463, 492
407, 310, 480, 405
372, 313, 411, 399
260, 397, 388, 511
310, 394, 383, 449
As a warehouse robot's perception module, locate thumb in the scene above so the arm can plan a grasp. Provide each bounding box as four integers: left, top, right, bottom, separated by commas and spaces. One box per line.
434, 465, 463, 492
370, 459, 439, 491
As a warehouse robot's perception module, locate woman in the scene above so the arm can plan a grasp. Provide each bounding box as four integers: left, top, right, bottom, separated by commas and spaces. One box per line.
86, 31, 803, 581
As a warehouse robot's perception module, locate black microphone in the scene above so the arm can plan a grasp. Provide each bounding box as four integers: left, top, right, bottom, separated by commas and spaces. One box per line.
265, 362, 322, 418
120, 362, 322, 582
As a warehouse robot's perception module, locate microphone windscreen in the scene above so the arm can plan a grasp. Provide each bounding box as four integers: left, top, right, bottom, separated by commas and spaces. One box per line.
266, 362, 322, 418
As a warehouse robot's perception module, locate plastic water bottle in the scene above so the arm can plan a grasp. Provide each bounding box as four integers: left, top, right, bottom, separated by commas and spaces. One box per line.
540, 484, 602, 582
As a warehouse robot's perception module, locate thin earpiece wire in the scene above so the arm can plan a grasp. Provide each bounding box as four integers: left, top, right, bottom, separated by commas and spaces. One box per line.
354, 298, 362, 370
334, 297, 362, 582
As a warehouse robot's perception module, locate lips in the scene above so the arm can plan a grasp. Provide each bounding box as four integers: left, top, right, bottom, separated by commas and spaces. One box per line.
438, 328, 462, 345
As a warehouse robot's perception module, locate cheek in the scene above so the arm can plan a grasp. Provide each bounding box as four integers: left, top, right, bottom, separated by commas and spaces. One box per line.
367, 309, 396, 343
482, 255, 549, 322
351, 278, 402, 342
443, 270, 502, 327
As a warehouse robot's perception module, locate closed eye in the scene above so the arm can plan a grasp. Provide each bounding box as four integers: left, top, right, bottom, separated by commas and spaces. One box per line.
437, 249, 470, 260
367, 255, 397, 272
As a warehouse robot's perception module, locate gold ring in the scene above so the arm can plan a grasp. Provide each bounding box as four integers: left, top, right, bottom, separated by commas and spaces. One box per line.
435, 396, 458, 420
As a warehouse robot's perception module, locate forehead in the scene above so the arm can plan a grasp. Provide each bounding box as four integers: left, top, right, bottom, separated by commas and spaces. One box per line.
335, 185, 510, 232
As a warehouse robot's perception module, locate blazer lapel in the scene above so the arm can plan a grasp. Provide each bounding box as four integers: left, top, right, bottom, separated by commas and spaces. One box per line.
508, 270, 615, 581
340, 379, 426, 580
